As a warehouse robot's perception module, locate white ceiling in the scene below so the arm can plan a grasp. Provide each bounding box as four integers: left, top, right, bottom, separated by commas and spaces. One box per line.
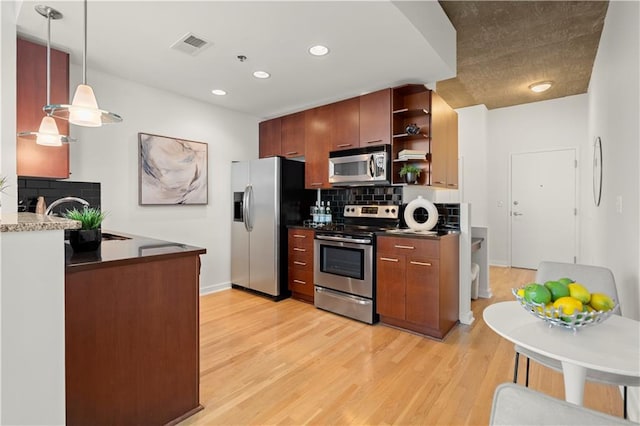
15, 1, 456, 119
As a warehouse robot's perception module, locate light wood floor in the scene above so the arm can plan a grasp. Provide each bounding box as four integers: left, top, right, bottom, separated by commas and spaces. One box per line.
183, 267, 623, 425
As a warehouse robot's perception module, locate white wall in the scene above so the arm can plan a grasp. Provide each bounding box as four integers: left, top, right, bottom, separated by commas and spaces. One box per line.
582, 0, 639, 321
67, 65, 259, 293
486, 95, 588, 265
457, 104, 489, 227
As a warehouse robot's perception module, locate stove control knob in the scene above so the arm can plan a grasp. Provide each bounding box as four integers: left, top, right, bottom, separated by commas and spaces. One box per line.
391, 208, 396, 213
385, 208, 390, 213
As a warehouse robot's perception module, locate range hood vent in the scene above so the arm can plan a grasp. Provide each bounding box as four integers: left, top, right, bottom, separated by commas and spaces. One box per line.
170, 32, 212, 56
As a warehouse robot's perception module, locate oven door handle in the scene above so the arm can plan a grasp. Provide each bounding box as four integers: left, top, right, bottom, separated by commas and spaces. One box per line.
315, 235, 372, 245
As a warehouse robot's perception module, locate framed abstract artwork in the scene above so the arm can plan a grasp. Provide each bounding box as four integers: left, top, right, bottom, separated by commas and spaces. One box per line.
138, 133, 208, 205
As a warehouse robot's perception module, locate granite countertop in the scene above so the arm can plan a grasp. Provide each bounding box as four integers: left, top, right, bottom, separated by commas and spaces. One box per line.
0, 212, 81, 233
65, 230, 206, 272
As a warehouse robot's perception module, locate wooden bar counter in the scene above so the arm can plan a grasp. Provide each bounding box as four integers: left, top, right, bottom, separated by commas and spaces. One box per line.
65, 231, 206, 426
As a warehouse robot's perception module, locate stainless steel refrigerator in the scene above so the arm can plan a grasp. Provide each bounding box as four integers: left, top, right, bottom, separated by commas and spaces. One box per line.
231, 157, 313, 299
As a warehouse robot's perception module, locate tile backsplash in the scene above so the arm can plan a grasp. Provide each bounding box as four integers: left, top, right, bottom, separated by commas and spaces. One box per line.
18, 178, 101, 215
320, 187, 460, 230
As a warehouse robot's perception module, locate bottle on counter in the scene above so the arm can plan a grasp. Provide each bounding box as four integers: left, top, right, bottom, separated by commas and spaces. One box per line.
320, 201, 326, 223
312, 202, 320, 224
326, 202, 332, 224
35, 196, 47, 215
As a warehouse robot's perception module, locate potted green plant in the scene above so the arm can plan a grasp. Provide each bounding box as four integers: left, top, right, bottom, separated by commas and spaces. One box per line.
399, 164, 421, 184
64, 207, 107, 252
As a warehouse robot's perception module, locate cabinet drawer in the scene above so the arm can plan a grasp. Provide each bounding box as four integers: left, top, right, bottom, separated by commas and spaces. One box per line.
377, 236, 439, 258
289, 249, 312, 267
288, 268, 314, 296
288, 229, 314, 250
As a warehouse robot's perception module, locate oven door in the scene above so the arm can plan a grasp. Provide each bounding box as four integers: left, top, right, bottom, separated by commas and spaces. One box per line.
314, 236, 373, 298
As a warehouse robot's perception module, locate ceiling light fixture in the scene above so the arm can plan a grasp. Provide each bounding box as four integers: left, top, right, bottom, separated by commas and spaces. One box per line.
529, 81, 553, 93
17, 5, 71, 146
309, 45, 329, 56
253, 71, 270, 79
211, 89, 227, 96
44, 0, 122, 127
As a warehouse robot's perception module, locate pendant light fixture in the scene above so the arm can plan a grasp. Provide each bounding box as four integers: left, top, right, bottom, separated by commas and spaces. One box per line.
17, 5, 70, 146
44, 0, 122, 127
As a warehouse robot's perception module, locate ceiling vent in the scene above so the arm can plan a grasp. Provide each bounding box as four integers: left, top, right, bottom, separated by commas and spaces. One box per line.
170, 32, 212, 56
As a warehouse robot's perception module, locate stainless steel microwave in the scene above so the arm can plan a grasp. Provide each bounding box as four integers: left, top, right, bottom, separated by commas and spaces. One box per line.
328, 145, 391, 186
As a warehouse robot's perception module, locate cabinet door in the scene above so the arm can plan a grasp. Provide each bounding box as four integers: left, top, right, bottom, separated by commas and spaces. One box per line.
258, 118, 282, 158
16, 38, 70, 178
446, 110, 459, 188
304, 104, 333, 189
376, 252, 406, 319
281, 112, 305, 158
406, 257, 440, 327
332, 97, 359, 151
429, 92, 448, 187
359, 89, 391, 147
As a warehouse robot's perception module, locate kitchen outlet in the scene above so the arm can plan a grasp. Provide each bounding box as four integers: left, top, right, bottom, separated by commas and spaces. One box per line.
616, 195, 623, 213
498, 201, 503, 207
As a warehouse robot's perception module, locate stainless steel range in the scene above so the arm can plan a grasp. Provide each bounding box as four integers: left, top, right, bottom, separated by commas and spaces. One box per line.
314, 204, 399, 324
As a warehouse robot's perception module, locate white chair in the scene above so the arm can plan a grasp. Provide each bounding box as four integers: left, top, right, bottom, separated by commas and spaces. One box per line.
513, 261, 640, 419
490, 383, 637, 425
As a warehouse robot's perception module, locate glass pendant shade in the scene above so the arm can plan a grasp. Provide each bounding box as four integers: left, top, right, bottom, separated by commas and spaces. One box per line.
69, 84, 102, 127
35, 116, 63, 146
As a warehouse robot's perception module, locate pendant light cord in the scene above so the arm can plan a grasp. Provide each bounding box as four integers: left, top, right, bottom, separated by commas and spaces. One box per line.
82, 0, 87, 85
46, 8, 52, 105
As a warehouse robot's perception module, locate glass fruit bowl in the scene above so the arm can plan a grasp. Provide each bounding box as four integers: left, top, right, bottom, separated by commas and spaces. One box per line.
511, 288, 618, 332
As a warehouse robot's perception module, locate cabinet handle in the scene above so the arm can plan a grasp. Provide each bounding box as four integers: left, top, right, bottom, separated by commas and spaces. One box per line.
293, 279, 306, 285
293, 247, 306, 252
447, 184, 457, 187
380, 257, 399, 262
337, 143, 353, 148
293, 234, 306, 239
394, 245, 415, 250
434, 181, 445, 184
310, 182, 322, 186
286, 151, 299, 155
410, 261, 432, 267
293, 261, 307, 266
364, 139, 383, 144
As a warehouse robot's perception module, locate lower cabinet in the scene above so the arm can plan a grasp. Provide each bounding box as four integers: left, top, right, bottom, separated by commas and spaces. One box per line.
288, 228, 315, 303
376, 234, 459, 339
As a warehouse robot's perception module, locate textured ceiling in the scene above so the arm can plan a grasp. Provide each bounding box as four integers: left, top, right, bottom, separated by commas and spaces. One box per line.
437, 1, 609, 110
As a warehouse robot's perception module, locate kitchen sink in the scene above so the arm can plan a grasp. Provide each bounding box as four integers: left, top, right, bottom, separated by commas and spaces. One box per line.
101, 232, 131, 241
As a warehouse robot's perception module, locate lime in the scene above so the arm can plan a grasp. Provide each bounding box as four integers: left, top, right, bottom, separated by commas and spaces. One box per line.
544, 280, 570, 301
568, 283, 591, 304
523, 283, 552, 305
557, 277, 574, 285
590, 293, 615, 312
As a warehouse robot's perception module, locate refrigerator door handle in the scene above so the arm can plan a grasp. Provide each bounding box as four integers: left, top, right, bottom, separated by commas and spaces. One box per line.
244, 185, 254, 232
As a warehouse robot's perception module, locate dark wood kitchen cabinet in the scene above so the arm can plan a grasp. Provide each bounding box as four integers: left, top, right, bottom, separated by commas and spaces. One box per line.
65, 249, 205, 426
259, 117, 282, 158
16, 38, 70, 178
281, 111, 306, 158
288, 228, 315, 303
304, 104, 333, 189
332, 97, 360, 151
359, 88, 391, 147
376, 234, 459, 339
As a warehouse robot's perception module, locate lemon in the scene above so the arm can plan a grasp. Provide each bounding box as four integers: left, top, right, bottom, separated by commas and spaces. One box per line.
517, 288, 525, 298
553, 296, 583, 316
524, 283, 552, 305
568, 283, 591, 304
590, 293, 615, 312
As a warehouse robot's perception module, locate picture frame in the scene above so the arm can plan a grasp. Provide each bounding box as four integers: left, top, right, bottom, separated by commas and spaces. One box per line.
138, 133, 208, 205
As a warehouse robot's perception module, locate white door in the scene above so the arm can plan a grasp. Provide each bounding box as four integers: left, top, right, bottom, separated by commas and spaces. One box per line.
511, 149, 576, 269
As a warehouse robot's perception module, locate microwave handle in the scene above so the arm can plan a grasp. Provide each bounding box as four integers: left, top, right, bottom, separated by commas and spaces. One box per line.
369, 154, 375, 178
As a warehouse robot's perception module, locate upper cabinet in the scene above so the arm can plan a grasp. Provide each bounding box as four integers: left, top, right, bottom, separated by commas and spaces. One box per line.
16, 38, 70, 179
331, 97, 359, 151
280, 111, 305, 158
258, 117, 282, 158
304, 104, 333, 189
430, 91, 458, 189
359, 88, 391, 147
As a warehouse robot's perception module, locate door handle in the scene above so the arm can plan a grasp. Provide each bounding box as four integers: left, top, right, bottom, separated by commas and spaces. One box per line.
244, 185, 254, 231
513, 212, 524, 216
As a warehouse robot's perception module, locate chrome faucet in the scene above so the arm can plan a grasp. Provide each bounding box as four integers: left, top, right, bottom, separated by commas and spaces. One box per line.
44, 197, 90, 215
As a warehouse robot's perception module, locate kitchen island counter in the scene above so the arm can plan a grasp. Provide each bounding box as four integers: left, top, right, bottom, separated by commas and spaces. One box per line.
65, 230, 206, 271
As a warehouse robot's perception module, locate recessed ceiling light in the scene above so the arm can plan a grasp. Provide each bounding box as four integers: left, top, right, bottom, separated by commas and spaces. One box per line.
253, 71, 270, 79
529, 81, 553, 93
309, 45, 329, 56
211, 89, 227, 96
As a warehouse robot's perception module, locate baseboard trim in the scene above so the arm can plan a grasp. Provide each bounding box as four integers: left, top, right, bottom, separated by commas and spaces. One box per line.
200, 282, 231, 296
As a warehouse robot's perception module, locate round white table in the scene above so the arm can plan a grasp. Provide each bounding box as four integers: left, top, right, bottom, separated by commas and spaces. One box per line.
483, 301, 640, 405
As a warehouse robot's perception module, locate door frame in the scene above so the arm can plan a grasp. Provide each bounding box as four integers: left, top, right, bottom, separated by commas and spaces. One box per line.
508, 147, 579, 268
